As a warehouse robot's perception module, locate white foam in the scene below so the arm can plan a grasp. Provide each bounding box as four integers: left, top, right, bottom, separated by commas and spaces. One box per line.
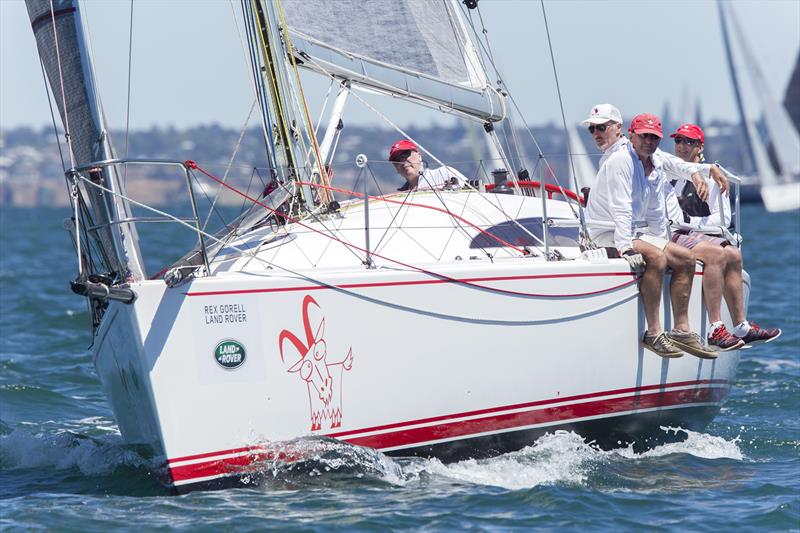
406, 431, 604, 490
615, 427, 744, 460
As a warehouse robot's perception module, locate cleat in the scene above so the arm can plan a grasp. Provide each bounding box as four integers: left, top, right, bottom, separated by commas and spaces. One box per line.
707, 325, 745, 352
667, 330, 718, 359
642, 332, 683, 358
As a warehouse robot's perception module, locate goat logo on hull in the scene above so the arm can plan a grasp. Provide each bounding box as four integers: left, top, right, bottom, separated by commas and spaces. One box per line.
214, 339, 246, 369
278, 295, 354, 431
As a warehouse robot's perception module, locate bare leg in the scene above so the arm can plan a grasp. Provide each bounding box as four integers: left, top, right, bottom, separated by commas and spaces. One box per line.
662, 242, 696, 332
690, 242, 726, 324
631, 239, 667, 335
722, 246, 747, 324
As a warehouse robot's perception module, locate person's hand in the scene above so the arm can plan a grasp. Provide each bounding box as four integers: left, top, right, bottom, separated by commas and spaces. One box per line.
709, 165, 729, 196
622, 250, 646, 271
691, 172, 709, 201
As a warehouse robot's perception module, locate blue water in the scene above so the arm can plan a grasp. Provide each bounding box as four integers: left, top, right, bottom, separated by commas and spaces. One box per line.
1, 205, 798, 531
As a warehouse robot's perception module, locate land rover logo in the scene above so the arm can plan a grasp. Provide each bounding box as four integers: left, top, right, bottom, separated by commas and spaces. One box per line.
214, 339, 246, 369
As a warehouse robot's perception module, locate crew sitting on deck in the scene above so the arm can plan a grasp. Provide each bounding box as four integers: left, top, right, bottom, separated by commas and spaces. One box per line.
662, 123, 781, 350
388, 139, 467, 191
585, 113, 716, 359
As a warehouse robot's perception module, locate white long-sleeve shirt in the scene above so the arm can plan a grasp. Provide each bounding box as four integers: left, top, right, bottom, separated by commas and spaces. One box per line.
586, 142, 667, 252
399, 165, 467, 191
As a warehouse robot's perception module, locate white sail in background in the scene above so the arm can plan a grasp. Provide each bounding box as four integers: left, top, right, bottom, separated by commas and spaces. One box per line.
727, 3, 800, 179
567, 124, 597, 191
281, 0, 504, 122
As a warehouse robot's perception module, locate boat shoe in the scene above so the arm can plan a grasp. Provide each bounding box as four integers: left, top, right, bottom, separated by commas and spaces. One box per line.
641, 332, 683, 358
667, 330, 718, 359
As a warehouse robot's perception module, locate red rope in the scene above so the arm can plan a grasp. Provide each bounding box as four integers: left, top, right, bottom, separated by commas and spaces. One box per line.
183, 160, 640, 298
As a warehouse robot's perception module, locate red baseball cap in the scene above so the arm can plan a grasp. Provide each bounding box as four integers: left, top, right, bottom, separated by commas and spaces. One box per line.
628, 114, 663, 138
670, 123, 705, 144
388, 139, 418, 161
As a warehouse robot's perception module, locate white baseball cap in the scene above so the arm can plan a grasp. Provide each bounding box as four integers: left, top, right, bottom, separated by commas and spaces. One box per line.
581, 104, 622, 126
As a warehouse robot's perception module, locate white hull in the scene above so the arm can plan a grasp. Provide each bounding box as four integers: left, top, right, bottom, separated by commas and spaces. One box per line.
760, 181, 800, 212
92, 237, 747, 491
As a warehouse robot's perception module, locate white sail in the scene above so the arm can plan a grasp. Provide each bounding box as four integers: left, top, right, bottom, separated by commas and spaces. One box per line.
566, 124, 597, 191
280, 0, 504, 122
727, 2, 800, 179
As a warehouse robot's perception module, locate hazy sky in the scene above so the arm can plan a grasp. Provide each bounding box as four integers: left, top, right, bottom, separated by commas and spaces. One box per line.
1, 0, 798, 132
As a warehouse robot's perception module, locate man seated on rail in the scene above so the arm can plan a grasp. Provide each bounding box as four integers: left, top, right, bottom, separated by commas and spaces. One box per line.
388, 139, 467, 192
663, 123, 781, 350
585, 113, 715, 359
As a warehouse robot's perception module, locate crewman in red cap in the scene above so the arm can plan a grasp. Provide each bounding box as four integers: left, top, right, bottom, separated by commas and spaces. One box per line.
388, 139, 467, 191
663, 124, 781, 350
586, 113, 715, 359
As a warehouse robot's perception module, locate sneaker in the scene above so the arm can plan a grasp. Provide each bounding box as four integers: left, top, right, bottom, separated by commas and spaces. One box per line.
737, 322, 782, 347
666, 330, 718, 359
707, 325, 746, 352
642, 332, 683, 358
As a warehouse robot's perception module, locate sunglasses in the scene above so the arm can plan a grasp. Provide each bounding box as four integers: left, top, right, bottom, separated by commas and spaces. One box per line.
587, 123, 613, 134
674, 137, 701, 146
391, 150, 414, 162
635, 132, 661, 141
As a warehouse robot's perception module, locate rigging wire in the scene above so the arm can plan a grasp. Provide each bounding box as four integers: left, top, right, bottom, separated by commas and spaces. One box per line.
539, 0, 587, 232
123, 0, 134, 180
46, 0, 76, 169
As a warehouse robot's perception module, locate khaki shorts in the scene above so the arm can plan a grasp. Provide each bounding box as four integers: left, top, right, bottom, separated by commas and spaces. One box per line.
634, 232, 669, 251
590, 230, 669, 253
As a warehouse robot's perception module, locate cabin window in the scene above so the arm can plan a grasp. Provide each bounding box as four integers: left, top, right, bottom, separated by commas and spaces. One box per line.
469, 217, 579, 249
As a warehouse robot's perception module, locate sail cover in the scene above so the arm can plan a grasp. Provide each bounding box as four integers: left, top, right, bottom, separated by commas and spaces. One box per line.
280, 0, 504, 122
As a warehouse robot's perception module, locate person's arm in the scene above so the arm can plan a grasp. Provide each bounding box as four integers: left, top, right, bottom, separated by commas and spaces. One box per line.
606, 155, 635, 253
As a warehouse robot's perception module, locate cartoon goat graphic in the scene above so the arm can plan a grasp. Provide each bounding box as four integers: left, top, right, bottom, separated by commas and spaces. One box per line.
278, 295, 354, 430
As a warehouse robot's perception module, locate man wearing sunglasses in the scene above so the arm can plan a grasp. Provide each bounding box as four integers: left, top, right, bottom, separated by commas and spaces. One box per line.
586, 113, 715, 359
388, 139, 467, 192
663, 124, 781, 350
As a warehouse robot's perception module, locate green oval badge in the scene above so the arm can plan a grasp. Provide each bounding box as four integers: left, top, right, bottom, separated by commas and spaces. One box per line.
214, 339, 246, 369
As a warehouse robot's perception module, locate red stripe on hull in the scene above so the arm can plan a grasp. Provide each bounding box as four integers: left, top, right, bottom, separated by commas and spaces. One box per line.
167, 385, 728, 483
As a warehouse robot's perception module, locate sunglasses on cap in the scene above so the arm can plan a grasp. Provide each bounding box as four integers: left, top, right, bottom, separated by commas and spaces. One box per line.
674, 137, 701, 147
587, 123, 613, 134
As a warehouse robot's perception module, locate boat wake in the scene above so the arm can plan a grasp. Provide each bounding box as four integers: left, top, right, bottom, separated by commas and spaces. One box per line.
0, 426, 744, 494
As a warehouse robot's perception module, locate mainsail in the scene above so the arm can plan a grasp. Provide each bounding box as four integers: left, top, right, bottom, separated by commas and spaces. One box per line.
727, 2, 800, 180
26, 0, 144, 280
280, 0, 504, 122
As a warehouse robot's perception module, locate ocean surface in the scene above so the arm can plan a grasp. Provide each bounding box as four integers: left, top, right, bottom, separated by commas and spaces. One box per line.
1, 204, 798, 531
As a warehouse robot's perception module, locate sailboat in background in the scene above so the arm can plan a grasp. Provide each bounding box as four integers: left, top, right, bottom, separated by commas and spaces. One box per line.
27, 0, 746, 492
719, 1, 800, 212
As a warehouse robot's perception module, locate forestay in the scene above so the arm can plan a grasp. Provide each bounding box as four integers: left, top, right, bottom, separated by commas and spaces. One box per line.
280, 0, 505, 122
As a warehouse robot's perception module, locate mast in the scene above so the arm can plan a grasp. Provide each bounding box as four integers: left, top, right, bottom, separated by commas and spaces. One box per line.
26, 0, 145, 281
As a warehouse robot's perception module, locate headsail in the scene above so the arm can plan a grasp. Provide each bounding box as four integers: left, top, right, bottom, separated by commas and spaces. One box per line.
280, 0, 504, 122
26, 0, 144, 280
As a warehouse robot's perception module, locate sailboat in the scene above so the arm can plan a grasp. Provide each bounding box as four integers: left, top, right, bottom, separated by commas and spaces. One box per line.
719, 1, 800, 212
27, 0, 746, 493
